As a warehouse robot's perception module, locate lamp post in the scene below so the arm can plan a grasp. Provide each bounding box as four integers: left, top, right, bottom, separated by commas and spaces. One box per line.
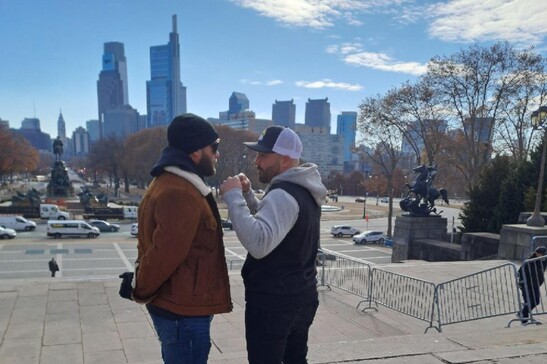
527, 106, 547, 227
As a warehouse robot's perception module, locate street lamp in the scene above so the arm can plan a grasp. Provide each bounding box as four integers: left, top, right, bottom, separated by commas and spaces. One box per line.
527, 106, 547, 227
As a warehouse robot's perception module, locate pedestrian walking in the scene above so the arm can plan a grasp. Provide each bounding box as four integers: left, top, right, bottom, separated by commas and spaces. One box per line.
48, 258, 59, 277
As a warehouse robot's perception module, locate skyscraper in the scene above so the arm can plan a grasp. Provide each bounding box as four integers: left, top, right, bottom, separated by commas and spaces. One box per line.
272, 99, 296, 128
336, 111, 357, 163
57, 111, 66, 139
146, 15, 187, 127
97, 42, 128, 127
228, 92, 249, 118
305, 98, 331, 130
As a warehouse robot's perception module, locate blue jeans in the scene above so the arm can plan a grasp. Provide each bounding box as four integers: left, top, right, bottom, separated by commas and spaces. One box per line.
149, 313, 212, 364
245, 301, 319, 364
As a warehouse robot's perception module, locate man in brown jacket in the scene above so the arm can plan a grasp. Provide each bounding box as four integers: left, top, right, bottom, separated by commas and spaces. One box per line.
133, 113, 232, 364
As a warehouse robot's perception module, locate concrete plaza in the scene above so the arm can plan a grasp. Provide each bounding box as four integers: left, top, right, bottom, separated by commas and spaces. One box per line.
1, 260, 547, 364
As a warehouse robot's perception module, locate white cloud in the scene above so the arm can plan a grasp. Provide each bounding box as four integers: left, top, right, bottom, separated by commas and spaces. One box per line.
344, 51, 427, 75
295, 79, 363, 91
328, 43, 427, 76
428, 0, 547, 46
231, 0, 402, 28
240, 79, 284, 86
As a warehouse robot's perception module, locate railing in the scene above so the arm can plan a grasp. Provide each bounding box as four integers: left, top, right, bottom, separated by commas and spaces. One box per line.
233, 249, 542, 332
317, 248, 371, 300
367, 268, 437, 332
435, 264, 521, 331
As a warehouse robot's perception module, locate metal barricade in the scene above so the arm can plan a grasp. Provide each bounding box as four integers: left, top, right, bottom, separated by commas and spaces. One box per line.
435, 264, 521, 332
514, 255, 547, 325
316, 248, 371, 300
367, 268, 438, 332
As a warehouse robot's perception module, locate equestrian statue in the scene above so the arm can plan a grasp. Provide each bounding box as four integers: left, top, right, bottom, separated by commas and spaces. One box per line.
399, 164, 449, 216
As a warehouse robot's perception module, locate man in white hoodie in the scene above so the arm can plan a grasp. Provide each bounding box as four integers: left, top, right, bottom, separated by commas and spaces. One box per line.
221, 126, 327, 364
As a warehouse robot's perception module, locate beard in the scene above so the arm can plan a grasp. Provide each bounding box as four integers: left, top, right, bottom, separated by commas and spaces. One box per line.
258, 164, 279, 184
197, 153, 216, 177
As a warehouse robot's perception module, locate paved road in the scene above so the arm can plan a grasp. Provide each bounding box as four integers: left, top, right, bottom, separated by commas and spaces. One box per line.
0, 219, 397, 279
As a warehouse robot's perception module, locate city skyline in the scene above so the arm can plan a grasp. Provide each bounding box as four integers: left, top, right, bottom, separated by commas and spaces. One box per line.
1, 0, 546, 137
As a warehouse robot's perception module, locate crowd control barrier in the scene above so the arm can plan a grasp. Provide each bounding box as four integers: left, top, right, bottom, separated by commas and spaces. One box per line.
366, 268, 437, 332
434, 264, 521, 331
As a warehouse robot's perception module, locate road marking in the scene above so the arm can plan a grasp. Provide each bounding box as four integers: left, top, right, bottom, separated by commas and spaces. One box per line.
56, 242, 63, 277
225, 247, 246, 260
113, 242, 134, 271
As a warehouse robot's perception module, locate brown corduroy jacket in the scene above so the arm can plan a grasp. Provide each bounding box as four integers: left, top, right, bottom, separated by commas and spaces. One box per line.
133, 169, 232, 316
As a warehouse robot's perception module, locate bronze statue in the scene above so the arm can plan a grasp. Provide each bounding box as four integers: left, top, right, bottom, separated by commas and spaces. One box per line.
53, 137, 63, 161
400, 164, 449, 216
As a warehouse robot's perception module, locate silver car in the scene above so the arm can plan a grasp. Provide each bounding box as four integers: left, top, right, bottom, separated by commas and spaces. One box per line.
0, 226, 16, 239
331, 225, 360, 238
353, 230, 386, 245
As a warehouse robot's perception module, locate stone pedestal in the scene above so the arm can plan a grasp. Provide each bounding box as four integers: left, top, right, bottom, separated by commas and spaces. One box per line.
498, 224, 547, 261
392, 215, 447, 263
46, 161, 74, 197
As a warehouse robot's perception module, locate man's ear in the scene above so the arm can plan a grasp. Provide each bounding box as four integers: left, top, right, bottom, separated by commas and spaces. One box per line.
190, 149, 202, 164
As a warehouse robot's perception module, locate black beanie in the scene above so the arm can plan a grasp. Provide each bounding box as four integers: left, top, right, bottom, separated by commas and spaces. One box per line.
167, 113, 219, 153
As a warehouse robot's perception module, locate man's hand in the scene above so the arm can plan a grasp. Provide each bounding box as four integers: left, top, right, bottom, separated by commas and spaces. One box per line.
220, 176, 243, 195
237, 173, 251, 193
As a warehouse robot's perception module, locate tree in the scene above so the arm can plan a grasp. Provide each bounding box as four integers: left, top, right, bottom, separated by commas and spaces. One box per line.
425, 42, 530, 187
213, 126, 260, 190
123, 127, 167, 188
358, 94, 404, 237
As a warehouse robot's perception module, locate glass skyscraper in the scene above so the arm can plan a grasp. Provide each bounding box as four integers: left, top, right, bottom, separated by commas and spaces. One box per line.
305, 98, 331, 130
97, 42, 128, 127
146, 15, 187, 127
272, 99, 296, 128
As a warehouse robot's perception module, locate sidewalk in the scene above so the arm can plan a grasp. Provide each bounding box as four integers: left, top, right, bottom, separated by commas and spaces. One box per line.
1, 263, 547, 364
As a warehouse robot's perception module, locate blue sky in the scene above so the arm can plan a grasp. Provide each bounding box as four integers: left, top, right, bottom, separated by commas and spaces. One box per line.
1, 0, 546, 137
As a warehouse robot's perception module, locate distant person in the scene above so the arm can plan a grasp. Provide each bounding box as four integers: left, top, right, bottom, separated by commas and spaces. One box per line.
220, 126, 327, 364
518, 246, 547, 324
132, 113, 232, 364
48, 258, 59, 277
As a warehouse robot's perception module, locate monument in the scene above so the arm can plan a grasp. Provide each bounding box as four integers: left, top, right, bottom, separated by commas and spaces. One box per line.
46, 137, 74, 197
393, 165, 451, 262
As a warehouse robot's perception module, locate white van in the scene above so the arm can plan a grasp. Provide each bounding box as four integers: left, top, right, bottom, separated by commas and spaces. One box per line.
0, 216, 37, 231
123, 206, 138, 219
47, 220, 100, 239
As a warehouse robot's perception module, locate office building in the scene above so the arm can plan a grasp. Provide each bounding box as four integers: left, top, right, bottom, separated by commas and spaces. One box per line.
103, 105, 140, 139
97, 42, 128, 123
57, 111, 66, 140
272, 99, 296, 128
86, 120, 101, 143
228, 92, 249, 119
146, 14, 187, 127
336, 111, 357, 171
305, 98, 331, 131
16, 118, 50, 151
296, 125, 343, 176
72, 127, 90, 156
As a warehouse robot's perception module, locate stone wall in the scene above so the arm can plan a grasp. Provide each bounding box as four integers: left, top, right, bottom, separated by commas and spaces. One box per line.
460, 232, 500, 260
392, 215, 447, 262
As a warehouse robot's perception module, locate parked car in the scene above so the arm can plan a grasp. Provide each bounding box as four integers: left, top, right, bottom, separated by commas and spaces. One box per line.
353, 230, 386, 245
0, 226, 17, 239
88, 220, 120, 232
130, 223, 138, 236
380, 197, 389, 203
354, 197, 366, 203
221, 218, 233, 230
331, 225, 360, 237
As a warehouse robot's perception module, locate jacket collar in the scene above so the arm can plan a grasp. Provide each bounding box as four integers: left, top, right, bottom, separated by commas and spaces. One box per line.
164, 166, 211, 196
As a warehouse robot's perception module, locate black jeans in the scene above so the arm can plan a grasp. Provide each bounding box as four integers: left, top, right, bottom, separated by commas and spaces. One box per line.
245, 301, 318, 364
520, 284, 541, 322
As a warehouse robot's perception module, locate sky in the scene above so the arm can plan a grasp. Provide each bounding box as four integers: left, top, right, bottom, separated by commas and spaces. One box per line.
1, 0, 547, 138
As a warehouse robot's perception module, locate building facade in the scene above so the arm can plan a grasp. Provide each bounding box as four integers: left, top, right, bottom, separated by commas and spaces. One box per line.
72, 127, 90, 156
97, 41, 128, 130
305, 98, 331, 130
146, 15, 187, 127
336, 111, 357, 168
272, 99, 296, 128
86, 120, 101, 143
102, 105, 140, 139
296, 124, 344, 177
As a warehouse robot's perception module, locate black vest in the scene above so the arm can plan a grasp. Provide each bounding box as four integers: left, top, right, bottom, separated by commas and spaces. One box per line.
242, 181, 320, 311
